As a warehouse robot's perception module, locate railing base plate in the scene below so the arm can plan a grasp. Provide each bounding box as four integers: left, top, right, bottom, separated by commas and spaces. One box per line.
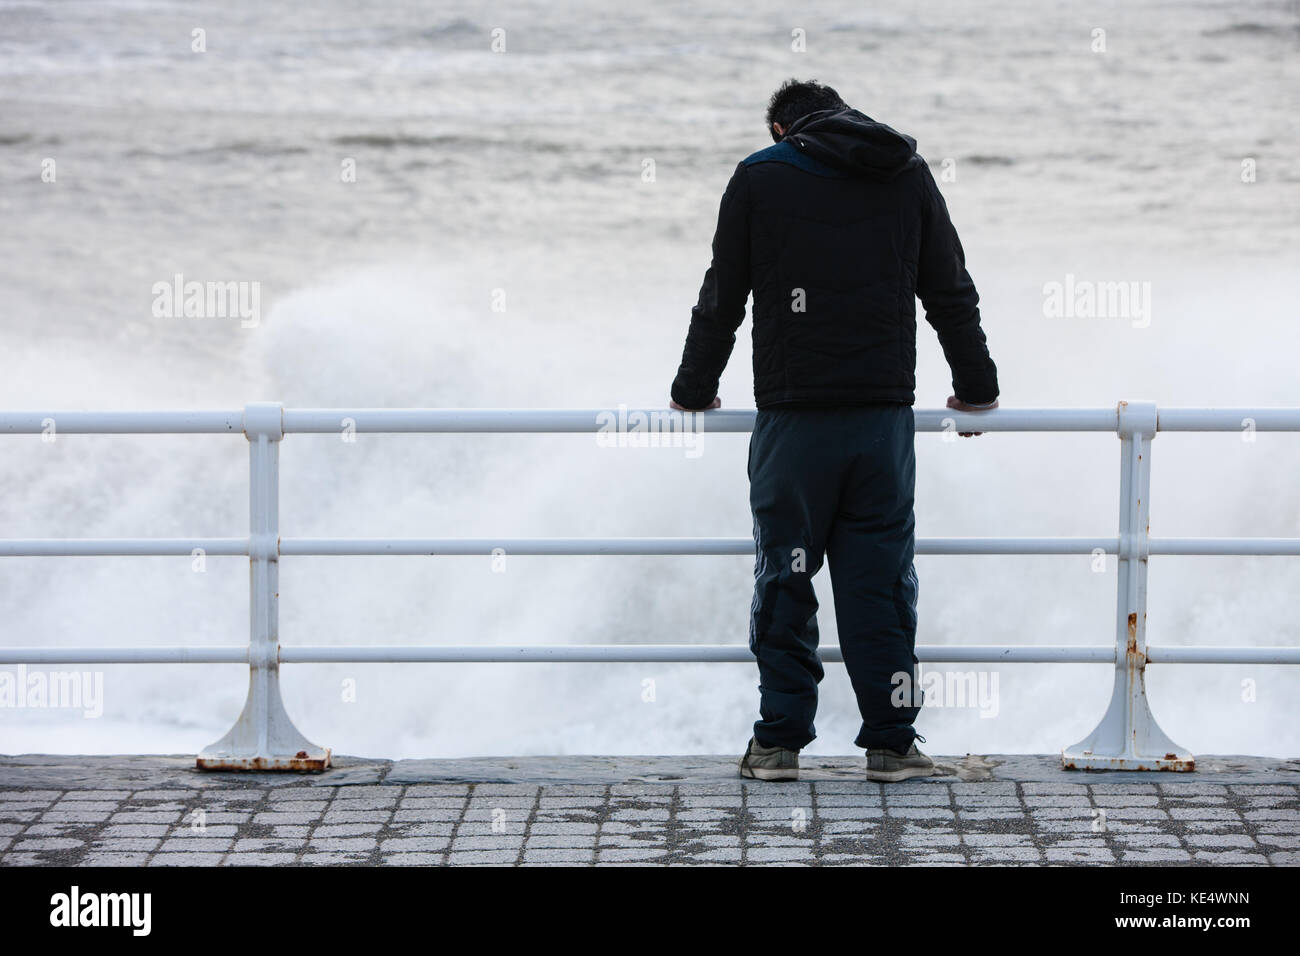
1060, 749, 1195, 772
196, 747, 332, 773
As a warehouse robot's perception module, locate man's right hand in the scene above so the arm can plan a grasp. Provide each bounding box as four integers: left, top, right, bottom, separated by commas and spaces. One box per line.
670, 396, 722, 411
946, 395, 998, 438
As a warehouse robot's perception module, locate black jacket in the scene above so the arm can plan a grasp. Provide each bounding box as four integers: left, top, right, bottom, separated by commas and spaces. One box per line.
671, 107, 998, 410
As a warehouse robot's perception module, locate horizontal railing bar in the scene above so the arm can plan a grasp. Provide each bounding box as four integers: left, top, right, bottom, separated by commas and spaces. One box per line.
276, 644, 1120, 663
924, 537, 1118, 555
0, 539, 249, 557
283, 408, 756, 433
5, 645, 1293, 665
3, 407, 1299, 437
279, 537, 758, 556
1147, 537, 1300, 555
1157, 408, 1300, 431
280, 537, 1122, 556
913, 408, 1120, 432
0, 645, 1116, 664
0, 411, 243, 434
5, 537, 1298, 557
1145, 646, 1300, 664
278, 407, 1127, 434
0, 647, 248, 664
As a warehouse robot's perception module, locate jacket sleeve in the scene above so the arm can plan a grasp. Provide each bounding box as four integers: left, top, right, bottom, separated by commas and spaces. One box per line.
670, 163, 752, 410
916, 162, 999, 405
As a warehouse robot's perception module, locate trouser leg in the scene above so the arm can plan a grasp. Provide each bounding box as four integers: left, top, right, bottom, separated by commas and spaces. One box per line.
747, 409, 840, 751
824, 405, 920, 753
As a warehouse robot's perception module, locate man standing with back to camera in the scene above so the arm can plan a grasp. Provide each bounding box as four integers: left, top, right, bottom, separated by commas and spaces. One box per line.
669, 79, 1000, 782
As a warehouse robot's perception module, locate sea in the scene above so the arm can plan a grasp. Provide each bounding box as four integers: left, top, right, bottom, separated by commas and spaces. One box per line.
1, 0, 1297, 758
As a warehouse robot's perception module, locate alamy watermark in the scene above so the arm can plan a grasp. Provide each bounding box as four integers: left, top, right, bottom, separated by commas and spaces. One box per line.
0, 665, 103, 718
595, 404, 706, 458
50, 886, 150, 936
1042, 273, 1151, 328
891, 664, 999, 718
151, 273, 260, 328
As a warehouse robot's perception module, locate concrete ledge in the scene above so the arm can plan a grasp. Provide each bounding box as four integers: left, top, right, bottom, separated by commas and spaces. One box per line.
1, 753, 1297, 789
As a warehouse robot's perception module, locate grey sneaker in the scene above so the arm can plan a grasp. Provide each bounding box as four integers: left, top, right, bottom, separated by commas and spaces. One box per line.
865, 738, 935, 782
739, 737, 799, 781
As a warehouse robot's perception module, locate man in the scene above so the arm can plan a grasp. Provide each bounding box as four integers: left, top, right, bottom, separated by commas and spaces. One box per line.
669, 79, 999, 783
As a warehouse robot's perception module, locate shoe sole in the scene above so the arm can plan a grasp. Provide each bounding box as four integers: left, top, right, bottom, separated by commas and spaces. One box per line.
865, 764, 934, 783
740, 764, 799, 781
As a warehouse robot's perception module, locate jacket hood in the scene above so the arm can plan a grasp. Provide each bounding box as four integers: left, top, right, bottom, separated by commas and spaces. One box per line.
783, 107, 919, 181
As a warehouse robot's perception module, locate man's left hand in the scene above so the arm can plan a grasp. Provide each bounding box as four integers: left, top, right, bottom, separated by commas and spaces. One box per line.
946, 394, 998, 437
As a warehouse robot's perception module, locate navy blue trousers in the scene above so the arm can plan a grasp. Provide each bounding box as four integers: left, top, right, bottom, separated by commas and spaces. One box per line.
747, 404, 920, 753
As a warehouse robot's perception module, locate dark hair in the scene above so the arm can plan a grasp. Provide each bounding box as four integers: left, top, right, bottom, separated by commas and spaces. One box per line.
765, 79, 847, 141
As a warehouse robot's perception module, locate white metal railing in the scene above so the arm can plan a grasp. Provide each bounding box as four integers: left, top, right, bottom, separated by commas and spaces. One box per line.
2, 401, 1298, 772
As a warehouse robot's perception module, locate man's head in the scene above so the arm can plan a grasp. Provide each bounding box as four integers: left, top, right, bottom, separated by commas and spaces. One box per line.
765, 79, 848, 142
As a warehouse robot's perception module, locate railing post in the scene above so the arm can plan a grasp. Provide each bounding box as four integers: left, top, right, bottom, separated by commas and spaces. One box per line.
197, 402, 330, 771
1062, 400, 1194, 771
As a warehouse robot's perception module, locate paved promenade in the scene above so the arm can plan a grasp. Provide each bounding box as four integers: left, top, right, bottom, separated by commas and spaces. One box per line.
1, 753, 1296, 866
